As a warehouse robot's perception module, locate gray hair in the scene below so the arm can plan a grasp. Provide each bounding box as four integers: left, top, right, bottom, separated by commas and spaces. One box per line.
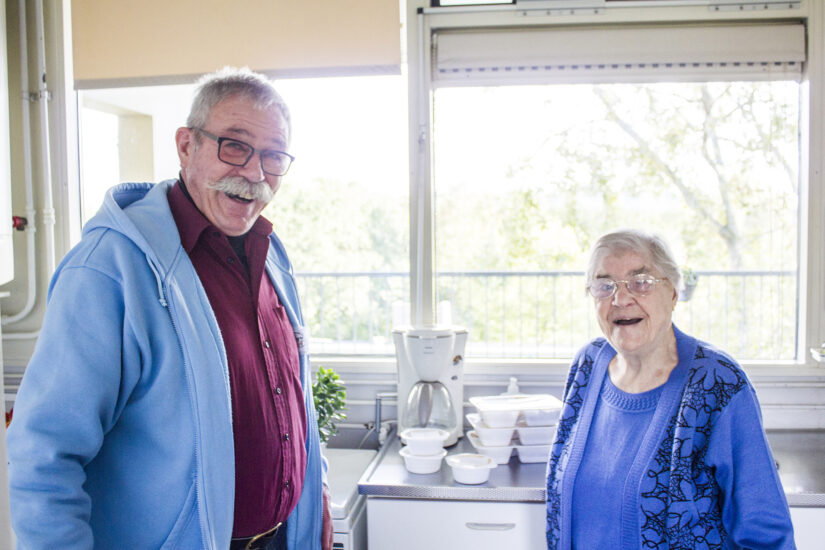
186, 66, 291, 143
586, 228, 683, 290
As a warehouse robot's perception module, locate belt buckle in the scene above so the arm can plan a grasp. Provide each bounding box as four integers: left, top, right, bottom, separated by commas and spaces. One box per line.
245, 522, 282, 550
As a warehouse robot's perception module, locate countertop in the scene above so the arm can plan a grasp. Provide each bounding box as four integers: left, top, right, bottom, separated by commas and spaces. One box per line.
358, 429, 825, 507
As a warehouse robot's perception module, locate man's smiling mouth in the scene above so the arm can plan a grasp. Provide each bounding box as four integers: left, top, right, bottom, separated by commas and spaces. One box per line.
226, 192, 253, 204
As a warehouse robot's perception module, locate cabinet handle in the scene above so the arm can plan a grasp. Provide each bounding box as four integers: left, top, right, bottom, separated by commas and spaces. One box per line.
465, 522, 516, 531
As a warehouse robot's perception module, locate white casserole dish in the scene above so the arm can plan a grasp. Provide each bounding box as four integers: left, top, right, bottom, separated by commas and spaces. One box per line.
399, 446, 447, 474
465, 413, 516, 446
467, 431, 514, 465
469, 393, 562, 428
514, 444, 551, 464
515, 424, 556, 446
521, 407, 562, 427
446, 453, 497, 485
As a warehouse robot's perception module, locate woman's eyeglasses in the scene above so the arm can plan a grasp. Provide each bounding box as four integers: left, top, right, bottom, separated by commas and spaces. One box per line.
587, 274, 666, 300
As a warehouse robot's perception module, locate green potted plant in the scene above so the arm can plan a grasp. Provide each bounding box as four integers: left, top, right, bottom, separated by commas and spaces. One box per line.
679, 266, 698, 301
312, 366, 347, 448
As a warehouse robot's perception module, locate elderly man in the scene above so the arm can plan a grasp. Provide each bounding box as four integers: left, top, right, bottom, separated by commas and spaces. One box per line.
8, 67, 332, 550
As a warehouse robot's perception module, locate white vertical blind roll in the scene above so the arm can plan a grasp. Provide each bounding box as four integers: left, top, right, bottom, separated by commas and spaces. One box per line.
433, 22, 806, 86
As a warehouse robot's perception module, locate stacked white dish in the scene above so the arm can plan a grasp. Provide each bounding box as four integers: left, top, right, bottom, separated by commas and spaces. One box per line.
398, 428, 449, 474
466, 393, 562, 464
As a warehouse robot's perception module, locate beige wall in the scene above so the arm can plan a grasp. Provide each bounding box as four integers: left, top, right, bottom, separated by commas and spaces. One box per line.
72, 0, 402, 86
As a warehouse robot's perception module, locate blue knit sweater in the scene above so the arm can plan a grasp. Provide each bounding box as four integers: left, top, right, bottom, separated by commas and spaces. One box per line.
546, 326, 795, 549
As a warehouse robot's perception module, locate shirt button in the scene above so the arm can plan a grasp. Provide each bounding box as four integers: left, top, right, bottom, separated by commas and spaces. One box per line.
264, 340, 271, 349
283, 433, 290, 441
285, 480, 291, 488
275, 387, 282, 395
227, 257, 235, 264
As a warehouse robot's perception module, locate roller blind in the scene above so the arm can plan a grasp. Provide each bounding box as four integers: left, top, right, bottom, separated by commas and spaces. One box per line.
433, 22, 806, 86
72, 0, 401, 88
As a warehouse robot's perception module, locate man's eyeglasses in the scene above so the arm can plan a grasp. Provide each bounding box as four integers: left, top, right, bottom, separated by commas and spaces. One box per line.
193, 128, 295, 176
587, 274, 666, 300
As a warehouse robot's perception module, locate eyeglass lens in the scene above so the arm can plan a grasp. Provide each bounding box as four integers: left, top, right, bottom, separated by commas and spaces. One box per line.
218, 138, 292, 176
589, 276, 657, 299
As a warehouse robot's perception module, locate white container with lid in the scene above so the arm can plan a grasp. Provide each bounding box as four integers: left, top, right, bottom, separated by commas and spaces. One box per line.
399, 428, 450, 456
469, 393, 562, 428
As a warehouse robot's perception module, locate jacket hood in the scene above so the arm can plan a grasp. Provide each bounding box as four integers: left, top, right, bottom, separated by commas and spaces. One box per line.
84, 180, 182, 277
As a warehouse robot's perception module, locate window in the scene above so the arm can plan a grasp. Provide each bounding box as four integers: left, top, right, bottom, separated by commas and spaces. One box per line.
433, 81, 799, 360
415, 8, 807, 363
77, 75, 409, 355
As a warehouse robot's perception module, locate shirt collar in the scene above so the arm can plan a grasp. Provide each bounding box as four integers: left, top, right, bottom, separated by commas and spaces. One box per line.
168, 177, 274, 254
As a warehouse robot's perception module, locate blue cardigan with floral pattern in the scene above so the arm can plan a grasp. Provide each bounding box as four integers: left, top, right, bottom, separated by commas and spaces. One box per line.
545, 326, 795, 550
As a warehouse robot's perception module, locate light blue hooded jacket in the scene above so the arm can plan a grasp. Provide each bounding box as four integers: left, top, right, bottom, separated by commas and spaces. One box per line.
7, 181, 326, 549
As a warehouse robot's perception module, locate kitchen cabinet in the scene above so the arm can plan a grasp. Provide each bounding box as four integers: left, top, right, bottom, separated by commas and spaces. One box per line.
790, 507, 825, 550
367, 498, 545, 550
360, 430, 825, 550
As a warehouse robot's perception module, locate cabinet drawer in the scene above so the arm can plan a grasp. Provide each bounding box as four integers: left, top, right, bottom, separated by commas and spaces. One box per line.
367, 498, 545, 550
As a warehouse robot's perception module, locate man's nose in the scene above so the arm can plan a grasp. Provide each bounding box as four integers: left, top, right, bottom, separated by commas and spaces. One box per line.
237, 153, 266, 182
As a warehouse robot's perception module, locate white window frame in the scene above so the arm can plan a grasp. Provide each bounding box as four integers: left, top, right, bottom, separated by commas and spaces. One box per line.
402, 0, 825, 377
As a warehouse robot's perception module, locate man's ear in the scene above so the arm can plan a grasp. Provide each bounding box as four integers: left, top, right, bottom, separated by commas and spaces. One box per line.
175, 127, 194, 167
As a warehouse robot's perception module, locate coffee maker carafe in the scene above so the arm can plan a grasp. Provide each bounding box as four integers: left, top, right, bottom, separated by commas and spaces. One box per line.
394, 326, 467, 446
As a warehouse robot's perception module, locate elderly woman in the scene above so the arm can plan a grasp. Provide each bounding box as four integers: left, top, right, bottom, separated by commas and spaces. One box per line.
546, 229, 794, 549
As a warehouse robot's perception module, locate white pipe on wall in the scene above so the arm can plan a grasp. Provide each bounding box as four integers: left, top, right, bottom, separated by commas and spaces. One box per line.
33, 0, 55, 278
1, 0, 56, 338
2, 0, 37, 327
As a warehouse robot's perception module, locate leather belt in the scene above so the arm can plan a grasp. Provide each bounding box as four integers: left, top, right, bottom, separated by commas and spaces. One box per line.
229, 521, 283, 550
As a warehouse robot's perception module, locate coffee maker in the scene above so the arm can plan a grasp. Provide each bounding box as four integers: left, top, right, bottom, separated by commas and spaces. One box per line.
393, 326, 468, 446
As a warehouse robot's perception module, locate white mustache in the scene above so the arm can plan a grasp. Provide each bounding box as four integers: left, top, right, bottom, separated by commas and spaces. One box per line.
207, 176, 275, 203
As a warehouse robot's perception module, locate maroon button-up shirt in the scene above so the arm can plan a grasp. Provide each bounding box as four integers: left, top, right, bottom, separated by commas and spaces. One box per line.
168, 181, 307, 537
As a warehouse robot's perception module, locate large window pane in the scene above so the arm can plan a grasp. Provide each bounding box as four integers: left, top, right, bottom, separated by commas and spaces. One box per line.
77, 75, 409, 355
433, 81, 799, 360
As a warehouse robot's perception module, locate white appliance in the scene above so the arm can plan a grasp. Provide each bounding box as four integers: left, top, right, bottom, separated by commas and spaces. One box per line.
325, 448, 376, 550
393, 326, 467, 446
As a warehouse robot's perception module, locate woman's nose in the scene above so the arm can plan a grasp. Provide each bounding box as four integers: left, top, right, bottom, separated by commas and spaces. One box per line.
612, 283, 635, 305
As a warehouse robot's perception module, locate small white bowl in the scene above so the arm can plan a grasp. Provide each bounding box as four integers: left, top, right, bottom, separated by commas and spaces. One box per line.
399, 446, 446, 474
446, 453, 497, 485
400, 428, 450, 456
467, 431, 514, 465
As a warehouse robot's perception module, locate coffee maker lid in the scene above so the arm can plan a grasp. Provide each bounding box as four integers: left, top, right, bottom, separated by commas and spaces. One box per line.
397, 325, 465, 338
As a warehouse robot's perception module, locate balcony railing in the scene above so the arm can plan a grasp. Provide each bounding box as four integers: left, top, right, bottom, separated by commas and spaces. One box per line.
294, 270, 796, 361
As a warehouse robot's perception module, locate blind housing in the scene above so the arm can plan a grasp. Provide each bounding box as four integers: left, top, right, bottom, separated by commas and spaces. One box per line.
433, 22, 806, 86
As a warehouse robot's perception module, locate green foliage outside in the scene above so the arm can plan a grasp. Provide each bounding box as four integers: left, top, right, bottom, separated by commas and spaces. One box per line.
312, 366, 347, 444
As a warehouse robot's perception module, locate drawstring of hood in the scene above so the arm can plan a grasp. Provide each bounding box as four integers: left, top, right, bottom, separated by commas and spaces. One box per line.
146, 253, 168, 307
